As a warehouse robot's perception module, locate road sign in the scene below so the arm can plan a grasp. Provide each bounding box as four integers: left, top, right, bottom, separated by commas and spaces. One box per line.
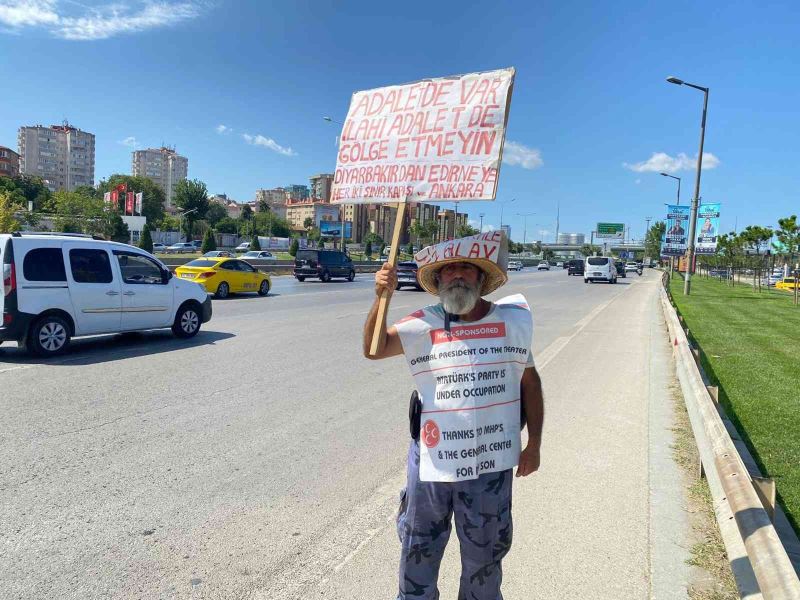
596, 222, 624, 239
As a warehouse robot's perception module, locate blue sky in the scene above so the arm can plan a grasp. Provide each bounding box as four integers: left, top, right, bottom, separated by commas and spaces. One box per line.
1, 0, 798, 242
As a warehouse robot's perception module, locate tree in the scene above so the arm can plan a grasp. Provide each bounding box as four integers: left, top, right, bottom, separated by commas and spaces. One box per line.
645, 221, 666, 261
241, 204, 253, 221
317, 238, 325, 249
408, 220, 438, 247
0, 174, 52, 212
106, 212, 130, 243
774, 215, 800, 304
52, 189, 106, 234
542, 248, 555, 261
289, 238, 299, 257
456, 223, 480, 238
98, 175, 166, 225
215, 217, 239, 234
365, 240, 373, 258
139, 223, 154, 253
173, 179, 209, 241
406, 242, 414, 255
257, 198, 270, 213
250, 236, 261, 251
580, 243, 599, 257
201, 229, 217, 253
303, 217, 314, 229
205, 203, 228, 227
740, 225, 773, 290
159, 214, 180, 231
0, 190, 23, 233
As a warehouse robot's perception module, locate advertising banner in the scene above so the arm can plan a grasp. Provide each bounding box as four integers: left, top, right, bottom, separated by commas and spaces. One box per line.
320, 221, 352, 238
125, 192, 134, 215
330, 68, 515, 204
596, 222, 624, 239
695, 203, 721, 255
135, 192, 143, 216
663, 205, 690, 256
110, 190, 119, 210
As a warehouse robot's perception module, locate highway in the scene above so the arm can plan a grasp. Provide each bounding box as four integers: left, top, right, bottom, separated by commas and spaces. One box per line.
0, 268, 692, 599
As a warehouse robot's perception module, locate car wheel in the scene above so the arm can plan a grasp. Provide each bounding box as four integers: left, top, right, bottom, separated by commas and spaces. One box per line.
173, 303, 201, 338
396, 283, 402, 290
215, 281, 230, 299
296, 276, 306, 282
27, 314, 71, 357
258, 280, 270, 296
347, 270, 355, 282
320, 270, 331, 283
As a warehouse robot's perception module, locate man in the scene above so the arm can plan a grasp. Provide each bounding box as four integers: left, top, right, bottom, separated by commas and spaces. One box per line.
667, 221, 685, 236
363, 231, 544, 600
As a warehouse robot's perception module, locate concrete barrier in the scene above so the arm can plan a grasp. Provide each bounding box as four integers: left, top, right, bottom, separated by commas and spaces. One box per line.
660, 271, 800, 599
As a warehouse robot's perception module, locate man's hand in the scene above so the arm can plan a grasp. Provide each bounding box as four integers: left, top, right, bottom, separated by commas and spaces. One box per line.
375, 263, 397, 297
516, 444, 540, 477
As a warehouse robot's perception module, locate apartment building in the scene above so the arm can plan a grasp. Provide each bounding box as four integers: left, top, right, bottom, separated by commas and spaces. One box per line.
0, 146, 20, 178
308, 173, 334, 202
255, 187, 287, 219
285, 198, 339, 230
17, 122, 95, 191
132, 146, 188, 208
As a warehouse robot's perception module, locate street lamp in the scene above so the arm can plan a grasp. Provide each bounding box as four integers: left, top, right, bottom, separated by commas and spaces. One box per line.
516, 212, 535, 246
323, 115, 347, 250
660, 172, 681, 205
177, 208, 198, 242
499, 198, 516, 229
666, 75, 709, 295
479, 213, 485, 233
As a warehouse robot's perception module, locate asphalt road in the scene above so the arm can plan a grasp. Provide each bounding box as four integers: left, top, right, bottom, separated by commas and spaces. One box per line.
0, 267, 691, 599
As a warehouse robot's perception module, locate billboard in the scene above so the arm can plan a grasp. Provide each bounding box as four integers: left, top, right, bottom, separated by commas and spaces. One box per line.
596, 222, 624, 239
330, 68, 515, 204
320, 221, 353, 238
663, 205, 690, 256
695, 203, 721, 255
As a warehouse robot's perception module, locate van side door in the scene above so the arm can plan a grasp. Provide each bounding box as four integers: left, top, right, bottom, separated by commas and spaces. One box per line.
114, 250, 174, 331
63, 244, 121, 335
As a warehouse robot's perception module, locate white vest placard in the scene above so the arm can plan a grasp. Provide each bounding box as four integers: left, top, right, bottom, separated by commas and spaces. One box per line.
394, 294, 533, 482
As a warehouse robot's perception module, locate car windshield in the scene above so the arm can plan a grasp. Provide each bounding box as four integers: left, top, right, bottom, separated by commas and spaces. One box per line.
587, 257, 609, 266
297, 251, 317, 262
185, 259, 219, 267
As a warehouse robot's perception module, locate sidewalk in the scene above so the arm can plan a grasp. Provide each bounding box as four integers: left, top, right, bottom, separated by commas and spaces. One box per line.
309, 276, 695, 599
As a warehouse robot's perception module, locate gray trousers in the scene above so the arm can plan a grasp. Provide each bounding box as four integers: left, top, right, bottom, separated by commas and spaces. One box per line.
396, 441, 513, 600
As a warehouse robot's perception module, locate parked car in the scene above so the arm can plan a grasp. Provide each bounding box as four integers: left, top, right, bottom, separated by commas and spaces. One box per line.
190, 240, 202, 250
584, 256, 617, 284
0, 232, 212, 356
165, 242, 197, 254
239, 250, 274, 260
567, 259, 584, 276
235, 242, 252, 253
203, 251, 235, 258
396, 261, 421, 290
508, 260, 523, 271
615, 262, 626, 278
537, 261, 550, 271
152, 243, 167, 253
294, 249, 356, 282
710, 268, 731, 280
175, 257, 271, 298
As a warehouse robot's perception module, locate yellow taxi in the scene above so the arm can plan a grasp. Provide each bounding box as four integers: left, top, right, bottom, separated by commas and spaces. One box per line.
775, 277, 799, 291
175, 257, 271, 299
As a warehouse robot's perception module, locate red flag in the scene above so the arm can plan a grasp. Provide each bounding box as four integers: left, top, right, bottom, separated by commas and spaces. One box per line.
111, 190, 119, 209
115, 183, 127, 193
126, 192, 134, 215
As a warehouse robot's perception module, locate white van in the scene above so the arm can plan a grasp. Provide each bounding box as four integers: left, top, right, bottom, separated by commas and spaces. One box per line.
584, 256, 617, 284
1, 233, 212, 356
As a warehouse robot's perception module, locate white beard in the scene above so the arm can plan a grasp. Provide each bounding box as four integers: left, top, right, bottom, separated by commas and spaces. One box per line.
439, 280, 481, 315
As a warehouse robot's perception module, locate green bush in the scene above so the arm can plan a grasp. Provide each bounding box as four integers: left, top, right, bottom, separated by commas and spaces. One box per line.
138, 224, 153, 253
365, 240, 372, 258
201, 229, 216, 253
406, 242, 414, 255
289, 238, 299, 257
250, 236, 261, 251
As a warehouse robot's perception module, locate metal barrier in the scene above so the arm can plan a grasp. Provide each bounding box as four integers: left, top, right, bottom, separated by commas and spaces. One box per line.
660, 271, 800, 599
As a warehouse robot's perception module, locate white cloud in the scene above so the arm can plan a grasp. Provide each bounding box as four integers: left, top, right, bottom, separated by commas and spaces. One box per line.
242, 133, 296, 157
0, 1, 205, 40
502, 141, 543, 170
623, 152, 720, 173
469, 219, 496, 233
215, 124, 231, 134
118, 136, 137, 148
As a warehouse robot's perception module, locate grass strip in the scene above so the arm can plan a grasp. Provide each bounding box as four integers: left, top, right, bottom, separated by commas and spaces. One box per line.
668, 274, 800, 535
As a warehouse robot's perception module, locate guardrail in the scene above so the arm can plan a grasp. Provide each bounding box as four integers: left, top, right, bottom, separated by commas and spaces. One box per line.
160, 257, 387, 276
660, 271, 800, 599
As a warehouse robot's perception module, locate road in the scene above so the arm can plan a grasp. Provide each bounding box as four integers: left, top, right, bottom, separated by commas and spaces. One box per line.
0, 268, 692, 599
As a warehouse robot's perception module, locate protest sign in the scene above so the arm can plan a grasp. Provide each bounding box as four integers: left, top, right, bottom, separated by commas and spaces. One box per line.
330, 68, 515, 204
695, 203, 721, 255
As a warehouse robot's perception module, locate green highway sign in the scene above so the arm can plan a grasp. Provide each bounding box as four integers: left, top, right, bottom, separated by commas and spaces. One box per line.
596, 222, 624, 238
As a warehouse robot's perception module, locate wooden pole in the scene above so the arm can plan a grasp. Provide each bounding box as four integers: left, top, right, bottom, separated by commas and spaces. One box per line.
369, 200, 408, 356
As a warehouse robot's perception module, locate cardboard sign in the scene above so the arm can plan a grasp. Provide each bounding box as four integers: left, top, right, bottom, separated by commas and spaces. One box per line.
331, 68, 515, 204
414, 230, 504, 267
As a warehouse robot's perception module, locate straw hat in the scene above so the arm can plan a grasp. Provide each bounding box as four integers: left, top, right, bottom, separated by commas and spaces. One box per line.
415, 231, 509, 297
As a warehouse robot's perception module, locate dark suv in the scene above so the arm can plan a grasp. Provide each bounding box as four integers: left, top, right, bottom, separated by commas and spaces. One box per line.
396, 261, 421, 290
567, 259, 584, 276
294, 249, 355, 282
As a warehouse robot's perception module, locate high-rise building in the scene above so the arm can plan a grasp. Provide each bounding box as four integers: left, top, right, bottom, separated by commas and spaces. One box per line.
0, 146, 20, 178
309, 173, 334, 202
17, 122, 95, 191
132, 147, 188, 208
501, 224, 511, 241
255, 187, 288, 219
285, 184, 310, 200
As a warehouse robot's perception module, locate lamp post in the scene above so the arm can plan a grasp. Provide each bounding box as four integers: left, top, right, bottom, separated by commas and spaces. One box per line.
323, 116, 346, 251
499, 198, 516, 230
479, 213, 485, 233
517, 212, 535, 247
660, 172, 681, 205
177, 208, 197, 243
666, 75, 709, 295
